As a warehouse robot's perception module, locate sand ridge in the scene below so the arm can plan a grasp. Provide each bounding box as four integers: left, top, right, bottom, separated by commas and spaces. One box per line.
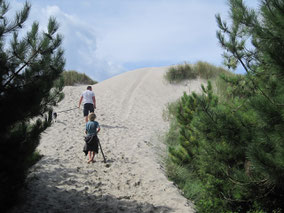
10, 66, 206, 213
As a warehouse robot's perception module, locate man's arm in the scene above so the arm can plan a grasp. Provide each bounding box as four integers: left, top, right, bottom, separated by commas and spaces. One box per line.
79, 96, 83, 108
92, 96, 96, 109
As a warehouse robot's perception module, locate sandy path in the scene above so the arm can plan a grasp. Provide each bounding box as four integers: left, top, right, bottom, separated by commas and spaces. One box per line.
10, 66, 205, 213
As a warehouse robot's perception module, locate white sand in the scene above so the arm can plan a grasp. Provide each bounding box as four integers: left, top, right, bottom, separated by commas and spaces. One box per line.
10, 66, 206, 213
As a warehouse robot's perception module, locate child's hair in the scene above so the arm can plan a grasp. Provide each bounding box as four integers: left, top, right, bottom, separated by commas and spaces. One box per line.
88, 112, 96, 121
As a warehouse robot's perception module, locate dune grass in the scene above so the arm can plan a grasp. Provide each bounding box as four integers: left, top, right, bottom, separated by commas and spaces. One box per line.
164, 63, 197, 83
62, 70, 97, 86
164, 61, 233, 83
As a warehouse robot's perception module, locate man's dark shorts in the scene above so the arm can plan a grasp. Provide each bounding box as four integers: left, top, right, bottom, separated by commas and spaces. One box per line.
83, 103, 94, 116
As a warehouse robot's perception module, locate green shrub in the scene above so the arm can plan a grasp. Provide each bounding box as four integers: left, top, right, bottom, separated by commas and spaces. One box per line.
26, 150, 43, 168
164, 61, 233, 83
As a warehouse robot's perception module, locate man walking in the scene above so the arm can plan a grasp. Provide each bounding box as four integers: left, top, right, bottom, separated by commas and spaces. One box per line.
79, 86, 96, 122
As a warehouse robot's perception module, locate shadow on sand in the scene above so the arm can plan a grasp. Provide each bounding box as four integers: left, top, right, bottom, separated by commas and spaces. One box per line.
100, 124, 128, 129
8, 157, 172, 213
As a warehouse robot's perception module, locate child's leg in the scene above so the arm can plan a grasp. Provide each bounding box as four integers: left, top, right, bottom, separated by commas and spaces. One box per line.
88, 151, 92, 163
91, 151, 95, 162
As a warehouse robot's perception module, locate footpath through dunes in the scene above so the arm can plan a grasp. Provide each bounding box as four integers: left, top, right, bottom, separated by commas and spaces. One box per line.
10, 66, 205, 213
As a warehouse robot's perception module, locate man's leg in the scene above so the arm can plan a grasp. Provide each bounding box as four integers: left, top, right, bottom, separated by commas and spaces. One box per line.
83, 104, 89, 123
90, 104, 94, 113
84, 104, 94, 123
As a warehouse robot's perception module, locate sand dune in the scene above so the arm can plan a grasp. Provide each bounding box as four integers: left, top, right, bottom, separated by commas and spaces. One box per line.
10, 66, 205, 213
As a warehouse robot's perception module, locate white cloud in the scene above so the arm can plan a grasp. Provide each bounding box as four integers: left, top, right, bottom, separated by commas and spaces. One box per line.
19, 3, 113, 81
95, 0, 227, 64
11, 0, 259, 81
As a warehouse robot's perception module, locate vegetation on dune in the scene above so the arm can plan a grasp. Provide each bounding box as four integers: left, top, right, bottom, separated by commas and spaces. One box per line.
0, 1, 65, 211
164, 62, 197, 83
164, 61, 233, 83
62, 70, 97, 86
164, 0, 284, 212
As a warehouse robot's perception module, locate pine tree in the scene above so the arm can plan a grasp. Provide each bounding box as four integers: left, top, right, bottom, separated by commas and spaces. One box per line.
167, 0, 284, 212
216, 0, 284, 208
0, 1, 65, 211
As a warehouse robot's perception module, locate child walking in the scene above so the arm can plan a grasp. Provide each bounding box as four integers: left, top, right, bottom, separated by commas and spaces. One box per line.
85, 112, 100, 163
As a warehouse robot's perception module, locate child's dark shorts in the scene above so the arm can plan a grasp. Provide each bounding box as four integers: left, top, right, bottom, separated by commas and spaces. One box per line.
84, 135, 99, 154
83, 103, 94, 116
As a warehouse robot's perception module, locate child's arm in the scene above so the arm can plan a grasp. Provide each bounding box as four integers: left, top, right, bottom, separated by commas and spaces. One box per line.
96, 123, 101, 134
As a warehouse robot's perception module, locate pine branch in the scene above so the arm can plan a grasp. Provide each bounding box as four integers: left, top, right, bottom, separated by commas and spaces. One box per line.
4, 32, 57, 88
234, 46, 277, 106
225, 168, 268, 186
221, 192, 248, 203
3, 50, 38, 88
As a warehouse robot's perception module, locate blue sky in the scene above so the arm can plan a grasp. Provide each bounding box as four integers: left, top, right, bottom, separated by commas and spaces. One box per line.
11, 0, 259, 81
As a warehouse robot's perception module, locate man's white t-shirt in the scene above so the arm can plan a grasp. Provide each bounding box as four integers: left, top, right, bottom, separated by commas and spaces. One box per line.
82, 90, 95, 104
